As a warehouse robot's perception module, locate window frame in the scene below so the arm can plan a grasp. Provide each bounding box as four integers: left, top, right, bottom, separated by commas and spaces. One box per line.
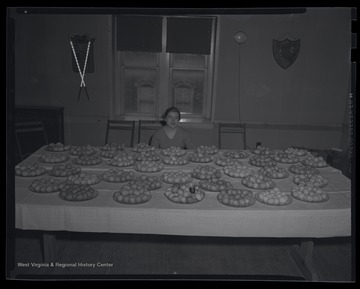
113, 15, 216, 122
119, 52, 160, 117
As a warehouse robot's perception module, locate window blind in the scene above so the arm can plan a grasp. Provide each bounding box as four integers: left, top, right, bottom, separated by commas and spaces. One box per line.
116, 15, 163, 52
166, 17, 213, 55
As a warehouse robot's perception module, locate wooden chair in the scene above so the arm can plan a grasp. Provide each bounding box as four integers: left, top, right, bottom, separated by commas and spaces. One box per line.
105, 120, 135, 147
15, 121, 49, 161
137, 120, 164, 145
218, 122, 247, 150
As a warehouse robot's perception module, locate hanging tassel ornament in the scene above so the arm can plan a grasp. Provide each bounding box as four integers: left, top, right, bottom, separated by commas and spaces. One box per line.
70, 37, 91, 101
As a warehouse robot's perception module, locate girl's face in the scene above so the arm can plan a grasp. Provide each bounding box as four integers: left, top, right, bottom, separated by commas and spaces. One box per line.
165, 111, 180, 128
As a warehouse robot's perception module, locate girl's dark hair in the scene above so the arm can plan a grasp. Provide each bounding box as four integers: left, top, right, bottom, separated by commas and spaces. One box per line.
163, 106, 181, 120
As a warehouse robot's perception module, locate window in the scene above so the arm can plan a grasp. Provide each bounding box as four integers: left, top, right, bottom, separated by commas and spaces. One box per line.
121, 52, 159, 114
114, 15, 216, 121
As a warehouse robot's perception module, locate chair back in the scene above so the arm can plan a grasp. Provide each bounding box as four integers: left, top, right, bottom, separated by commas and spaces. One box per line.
15, 121, 49, 161
105, 120, 135, 147
218, 122, 247, 149
138, 120, 164, 145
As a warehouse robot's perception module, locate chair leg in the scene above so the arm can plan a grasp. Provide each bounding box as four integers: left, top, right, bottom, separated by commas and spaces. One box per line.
130, 125, 134, 147
105, 129, 109, 145
43, 125, 49, 145
15, 133, 24, 161
218, 125, 221, 149
138, 125, 142, 144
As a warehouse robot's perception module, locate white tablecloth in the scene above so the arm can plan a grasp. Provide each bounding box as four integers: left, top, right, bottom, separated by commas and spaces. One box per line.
15, 147, 352, 238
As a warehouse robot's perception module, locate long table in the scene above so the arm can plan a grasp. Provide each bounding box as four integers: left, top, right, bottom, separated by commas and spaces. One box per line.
14, 146, 352, 280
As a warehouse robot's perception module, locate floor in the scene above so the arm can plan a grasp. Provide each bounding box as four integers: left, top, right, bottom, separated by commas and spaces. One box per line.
8, 229, 354, 282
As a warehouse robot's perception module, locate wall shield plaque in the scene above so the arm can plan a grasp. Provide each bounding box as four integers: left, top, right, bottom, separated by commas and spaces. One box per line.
273, 37, 300, 69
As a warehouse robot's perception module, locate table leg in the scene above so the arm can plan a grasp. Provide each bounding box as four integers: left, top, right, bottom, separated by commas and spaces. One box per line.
290, 240, 319, 281
42, 232, 57, 263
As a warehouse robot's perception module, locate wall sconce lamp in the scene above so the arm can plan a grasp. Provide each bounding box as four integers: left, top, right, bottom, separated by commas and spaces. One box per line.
234, 31, 247, 45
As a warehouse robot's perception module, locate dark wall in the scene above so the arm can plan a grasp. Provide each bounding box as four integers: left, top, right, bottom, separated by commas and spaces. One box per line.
14, 13, 113, 145
12, 8, 352, 149
214, 8, 351, 125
